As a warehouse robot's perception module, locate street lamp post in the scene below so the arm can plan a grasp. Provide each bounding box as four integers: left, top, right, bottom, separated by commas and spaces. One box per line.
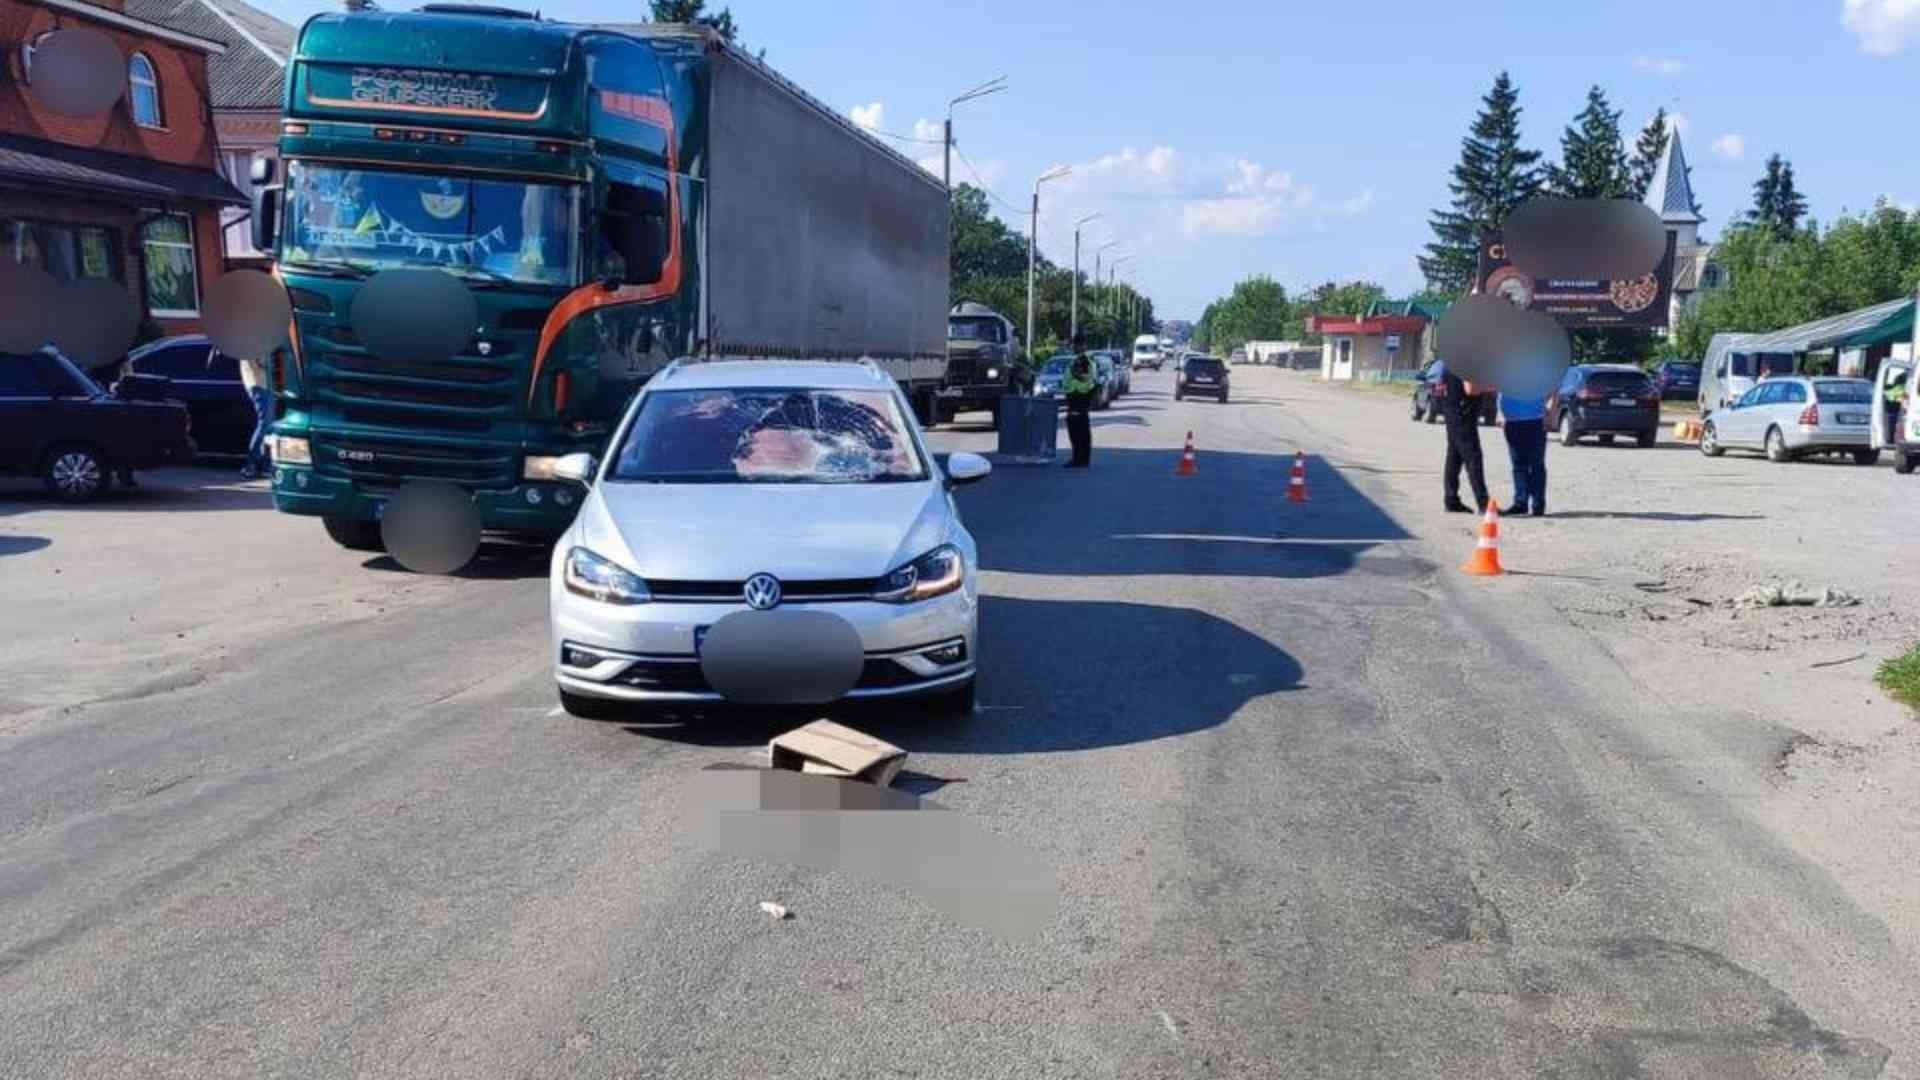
943, 76, 1007, 191
1092, 241, 1120, 346
1025, 165, 1070, 361
1110, 255, 1136, 349
1070, 212, 1102, 342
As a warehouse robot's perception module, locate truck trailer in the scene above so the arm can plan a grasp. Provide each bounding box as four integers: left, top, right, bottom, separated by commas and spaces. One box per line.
252, 7, 949, 548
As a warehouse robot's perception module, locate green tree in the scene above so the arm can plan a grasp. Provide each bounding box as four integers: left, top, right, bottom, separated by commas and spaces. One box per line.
1545, 86, 1632, 199
1420, 72, 1543, 293
1627, 108, 1668, 201
1295, 280, 1386, 341
1747, 154, 1808, 240
1193, 276, 1290, 356
651, 0, 737, 40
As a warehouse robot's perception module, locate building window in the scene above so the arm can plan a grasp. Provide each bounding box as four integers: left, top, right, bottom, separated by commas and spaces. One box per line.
1702, 265, 1724, 289
4, 220, 121, 283
128, 53, 163, 128
142, 214, 199, 316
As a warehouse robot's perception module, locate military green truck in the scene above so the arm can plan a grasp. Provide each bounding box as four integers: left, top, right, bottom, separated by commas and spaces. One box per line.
937, 301, 1025, 428
249, 6, 949, 549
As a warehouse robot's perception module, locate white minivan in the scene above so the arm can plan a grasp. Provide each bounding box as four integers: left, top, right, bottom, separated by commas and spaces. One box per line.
1132, 334, 1163, 370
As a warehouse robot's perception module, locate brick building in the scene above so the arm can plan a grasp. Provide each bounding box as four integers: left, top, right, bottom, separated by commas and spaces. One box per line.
1, 0, 244, 349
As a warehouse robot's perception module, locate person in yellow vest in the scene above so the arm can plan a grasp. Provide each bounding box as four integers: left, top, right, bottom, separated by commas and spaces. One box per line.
1062, 334, 1097, 468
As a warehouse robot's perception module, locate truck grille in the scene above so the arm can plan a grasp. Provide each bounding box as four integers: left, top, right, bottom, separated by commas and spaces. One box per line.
312, 434, 518, 488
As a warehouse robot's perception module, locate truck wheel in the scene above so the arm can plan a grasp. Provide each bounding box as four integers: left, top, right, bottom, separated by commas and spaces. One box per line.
912, 392, 937, 429
42, 443, 111, 502
559, 687, 626, 720
323, 516, 384, 552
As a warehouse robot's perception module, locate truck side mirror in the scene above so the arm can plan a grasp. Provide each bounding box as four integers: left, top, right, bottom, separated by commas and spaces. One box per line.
249, 157, 276, 185
250, 183, 279, 254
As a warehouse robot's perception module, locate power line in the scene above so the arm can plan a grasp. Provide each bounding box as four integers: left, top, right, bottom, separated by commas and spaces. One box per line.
867, 127, 944, 145
952, 139, 1024, 216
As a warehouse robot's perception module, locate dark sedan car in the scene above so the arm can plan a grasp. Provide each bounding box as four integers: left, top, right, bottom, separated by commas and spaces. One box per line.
1, 347, 195, 500
1651, 360, 1701, 402
1175, 354, 1230, 402
1554, 364, 1661, 447
120, 335, 255, 456
1411, 361, 1497, 425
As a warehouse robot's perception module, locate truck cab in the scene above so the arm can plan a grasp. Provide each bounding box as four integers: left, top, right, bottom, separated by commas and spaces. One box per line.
939, 301, 1022, 428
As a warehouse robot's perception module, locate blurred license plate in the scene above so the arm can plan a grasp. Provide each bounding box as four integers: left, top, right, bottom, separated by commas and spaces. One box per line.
1838, 412, 1869, 425
1610, 397, 1636, 407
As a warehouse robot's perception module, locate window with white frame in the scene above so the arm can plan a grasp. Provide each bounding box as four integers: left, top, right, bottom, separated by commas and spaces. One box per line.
142, 214, 199, 316
128, 53, 163, 128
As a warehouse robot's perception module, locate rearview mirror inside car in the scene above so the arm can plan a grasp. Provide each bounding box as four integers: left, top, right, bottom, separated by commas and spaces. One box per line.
552, 453, 597, 485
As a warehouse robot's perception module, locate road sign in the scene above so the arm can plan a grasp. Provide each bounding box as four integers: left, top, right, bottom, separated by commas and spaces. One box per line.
1385, 334, 1401, 353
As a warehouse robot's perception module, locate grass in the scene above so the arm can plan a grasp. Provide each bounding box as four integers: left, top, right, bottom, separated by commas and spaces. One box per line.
1877, 645, 1920, 712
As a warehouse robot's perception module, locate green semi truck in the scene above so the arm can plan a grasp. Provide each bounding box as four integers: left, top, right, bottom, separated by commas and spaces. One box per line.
251, 6, 950, 549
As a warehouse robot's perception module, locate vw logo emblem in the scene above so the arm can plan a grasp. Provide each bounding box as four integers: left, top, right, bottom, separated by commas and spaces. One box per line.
743, 573, 782, 611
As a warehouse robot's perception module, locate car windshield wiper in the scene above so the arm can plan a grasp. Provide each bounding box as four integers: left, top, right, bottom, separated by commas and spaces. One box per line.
279, 259, 374, 280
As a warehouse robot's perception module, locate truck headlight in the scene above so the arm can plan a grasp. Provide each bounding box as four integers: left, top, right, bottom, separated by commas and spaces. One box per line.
563, 547, 651, 605
986, 367, 1000, 380
873, 544, 964, 603
523, 455, 567, 481
272, 435, 311, 465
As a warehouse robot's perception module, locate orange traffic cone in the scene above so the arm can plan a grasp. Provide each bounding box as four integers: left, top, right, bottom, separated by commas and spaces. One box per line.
1461, 503, 1505, 576
1287, 451, 1309, 504
1175, 432, 1197, 476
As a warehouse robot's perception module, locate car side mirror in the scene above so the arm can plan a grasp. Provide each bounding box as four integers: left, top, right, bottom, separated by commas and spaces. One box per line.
552, 452, 598, 485
945, 451, 991, 487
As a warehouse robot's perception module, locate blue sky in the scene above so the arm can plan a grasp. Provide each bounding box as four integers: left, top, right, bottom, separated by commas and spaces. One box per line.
255, 0, 1920, 319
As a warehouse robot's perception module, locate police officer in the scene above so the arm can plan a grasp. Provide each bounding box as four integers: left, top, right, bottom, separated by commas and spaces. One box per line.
1062, 334, 1096, 468
1435, 357, 1493, 513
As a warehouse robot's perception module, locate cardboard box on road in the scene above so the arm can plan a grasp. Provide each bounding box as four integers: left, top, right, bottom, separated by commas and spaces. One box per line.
769, 720, 907, 787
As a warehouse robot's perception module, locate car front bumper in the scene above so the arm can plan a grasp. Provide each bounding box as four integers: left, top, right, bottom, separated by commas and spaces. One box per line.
551, 588, 977, 704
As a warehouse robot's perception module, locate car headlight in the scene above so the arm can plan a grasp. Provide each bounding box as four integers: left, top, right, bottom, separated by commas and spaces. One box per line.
272, 435, 310, 465
874, 544, 964, 603
523, 455, 567, 481
986, 367, 1000, 380
563, 547, 651, 605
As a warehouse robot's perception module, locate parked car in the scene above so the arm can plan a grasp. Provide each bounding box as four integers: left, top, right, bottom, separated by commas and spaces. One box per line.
1651, 360, 1701, 402
1175, 354, 1230, 402
1698, 377, 1881, 464
1410, 360, 1497, 425
1554, 364, 1661, 447
1090, 353, 1117, 409
1096, 350, 1131, 397
119, 335, 255, 456
547, 359, 988, 720
0, 347, 195, 500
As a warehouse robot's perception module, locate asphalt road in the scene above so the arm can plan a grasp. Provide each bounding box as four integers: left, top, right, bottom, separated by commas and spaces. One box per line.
0, 366, 1907, 1079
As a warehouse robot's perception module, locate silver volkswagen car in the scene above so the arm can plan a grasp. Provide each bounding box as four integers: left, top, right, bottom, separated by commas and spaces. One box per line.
547, 360, 990, 719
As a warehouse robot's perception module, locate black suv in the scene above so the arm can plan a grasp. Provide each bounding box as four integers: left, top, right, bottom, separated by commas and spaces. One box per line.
1650, 360, 1701, 402
1554, 364, 1661, 447
0, 347, 195, 500
1411, 361, 1497, 425
1176, 355, 1229, 402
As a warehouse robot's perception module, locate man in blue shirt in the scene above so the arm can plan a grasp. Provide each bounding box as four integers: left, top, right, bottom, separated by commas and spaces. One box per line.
1498, 366, 1558, 517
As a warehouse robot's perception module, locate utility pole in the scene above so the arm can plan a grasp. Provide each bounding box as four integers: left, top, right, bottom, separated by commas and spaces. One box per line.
1093, 241, 1119, 347
1025, 165, 1070, 361
943, 76, 1006, 190
1110, 255, 1135, 350
1070, 213, 1101, 342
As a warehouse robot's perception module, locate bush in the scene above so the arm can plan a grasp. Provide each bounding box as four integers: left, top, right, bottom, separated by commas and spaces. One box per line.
1877, 645, 1920, 712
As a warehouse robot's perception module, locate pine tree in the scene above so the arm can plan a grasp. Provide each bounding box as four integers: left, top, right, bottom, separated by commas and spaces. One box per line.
1628, 108, 1668, 201
1748, 153, 1808, 239
651, 0, 738, 40
1419, 72, 1543, 294
1545, 86, 1632, 199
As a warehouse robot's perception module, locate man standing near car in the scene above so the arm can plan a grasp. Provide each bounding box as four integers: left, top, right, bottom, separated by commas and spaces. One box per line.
236, 347, 275, 481
1435, 358, 1492, 513
1498, 372, 1555, 517
1062, 334, 1096, 468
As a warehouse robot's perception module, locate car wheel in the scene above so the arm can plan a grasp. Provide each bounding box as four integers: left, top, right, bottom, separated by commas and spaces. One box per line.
1558, 412, 1580, 446
1851, 448, 1880, 466
558, 686, 626, 720
1410, 398, 1425, 421
1219, 392, 1229, 404
1699, 421, 1724, 457
988, 402, 1002, 431
1896, 451, 1917, 475
1636, 429, 1657, 448
1764, 426, 1793, 463
1174, 390, 1183, 401
42, 443, 111, 502
1424, 401, 1439, 424
322, 515, 384, 552
927, 679, 976, 719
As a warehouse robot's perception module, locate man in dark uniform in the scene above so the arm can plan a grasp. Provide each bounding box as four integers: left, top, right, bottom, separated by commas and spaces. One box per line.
1062, 334, 1096, 468
1434, 357, 1493, 513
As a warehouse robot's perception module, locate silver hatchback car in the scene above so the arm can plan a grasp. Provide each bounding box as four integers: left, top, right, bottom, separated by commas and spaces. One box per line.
547, 360, 991, 719
1700, 376, 1881, 464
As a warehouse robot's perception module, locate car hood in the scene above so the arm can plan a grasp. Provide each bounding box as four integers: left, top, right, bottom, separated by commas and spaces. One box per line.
575, 480, 953, 581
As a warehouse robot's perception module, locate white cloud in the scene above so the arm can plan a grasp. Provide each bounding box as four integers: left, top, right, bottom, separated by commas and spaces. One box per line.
912, 117, 943, 143
1843, 0, 1920, 55
1337, 190, 1377, 215
1632, 54, 1689, 75
1665, 111, 1690, 135
1183, 198, 1282, 236
1710, 132, 1746, 160
849, 101, 884, 132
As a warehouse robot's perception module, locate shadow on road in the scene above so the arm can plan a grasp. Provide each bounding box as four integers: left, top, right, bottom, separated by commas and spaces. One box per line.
0, 467, 269, 516
360, 539, 552, 580
1544, 510, 1765, 523
620, 594, 1302, 754
0, 534, 51, 556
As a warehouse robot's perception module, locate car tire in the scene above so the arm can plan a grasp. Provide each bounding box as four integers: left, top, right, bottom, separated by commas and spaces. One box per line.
1410, 398, 1425, 422
1764, 426, 1793, 463
927, 679, 976, 719
558, 686, 626, 720
1896, 451, 1917, 475
1699, 421, 1725, 457
1558, 412, 1580, 446
1636, 429, 1657, 448
322, 515, 384, 552
42, 443, 112, 502
1851, 448, 1880, 466
1424, 401, 1439, 424
1174, 390, 1183, 401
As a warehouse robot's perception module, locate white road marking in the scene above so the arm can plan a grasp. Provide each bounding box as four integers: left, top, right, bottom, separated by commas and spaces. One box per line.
1157, 1010, 1182, 1041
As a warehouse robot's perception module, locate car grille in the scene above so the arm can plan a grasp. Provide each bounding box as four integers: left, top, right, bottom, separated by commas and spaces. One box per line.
311, 434, 518, 488
645, 577, 883, 602
610, 654, 933, 693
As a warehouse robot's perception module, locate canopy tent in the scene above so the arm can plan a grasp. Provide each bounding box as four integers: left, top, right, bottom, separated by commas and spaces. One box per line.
1742, 296, 1915, 354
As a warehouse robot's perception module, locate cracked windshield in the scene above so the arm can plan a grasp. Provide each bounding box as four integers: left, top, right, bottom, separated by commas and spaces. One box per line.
4, 0, 1920, 1077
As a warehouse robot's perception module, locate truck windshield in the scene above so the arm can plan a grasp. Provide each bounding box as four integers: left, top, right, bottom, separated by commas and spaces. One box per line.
281, 160, 578, 287
608, 388, 928, 484
949, 318, 1003, 343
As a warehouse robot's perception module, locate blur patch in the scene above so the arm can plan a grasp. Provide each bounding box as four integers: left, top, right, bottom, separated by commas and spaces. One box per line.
701, 611, 863, 705
1434, 294, 1571, 389
0, 262, 58, 353
350, 269, 478, 365
51, 278, 139, 369
1502, 198, 1667, 283
203, 270, 293, 359
27, 29, 125, 117
687, 765, 1059, 940
380, 480, 481, 574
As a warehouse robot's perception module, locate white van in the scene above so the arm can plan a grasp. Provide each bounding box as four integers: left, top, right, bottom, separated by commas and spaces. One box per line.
1700, 333, 1799, 414
1871, 359, 1917, 474
1132, 334, 1163, 370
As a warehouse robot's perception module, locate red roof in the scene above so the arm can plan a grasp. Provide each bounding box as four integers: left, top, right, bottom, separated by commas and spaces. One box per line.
1307, 314, 1427, 336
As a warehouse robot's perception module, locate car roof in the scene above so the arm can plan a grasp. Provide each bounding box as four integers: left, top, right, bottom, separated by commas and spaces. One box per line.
1575, 364, 1647, 374
648, 360, 897, 392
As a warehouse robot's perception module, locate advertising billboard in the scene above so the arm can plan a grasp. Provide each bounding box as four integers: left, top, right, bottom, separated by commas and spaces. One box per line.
1476, 232, 1676, 329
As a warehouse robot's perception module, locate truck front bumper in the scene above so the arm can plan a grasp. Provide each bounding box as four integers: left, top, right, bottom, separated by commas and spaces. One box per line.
270, 465, 581, 536
936, 386, 1008, 413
